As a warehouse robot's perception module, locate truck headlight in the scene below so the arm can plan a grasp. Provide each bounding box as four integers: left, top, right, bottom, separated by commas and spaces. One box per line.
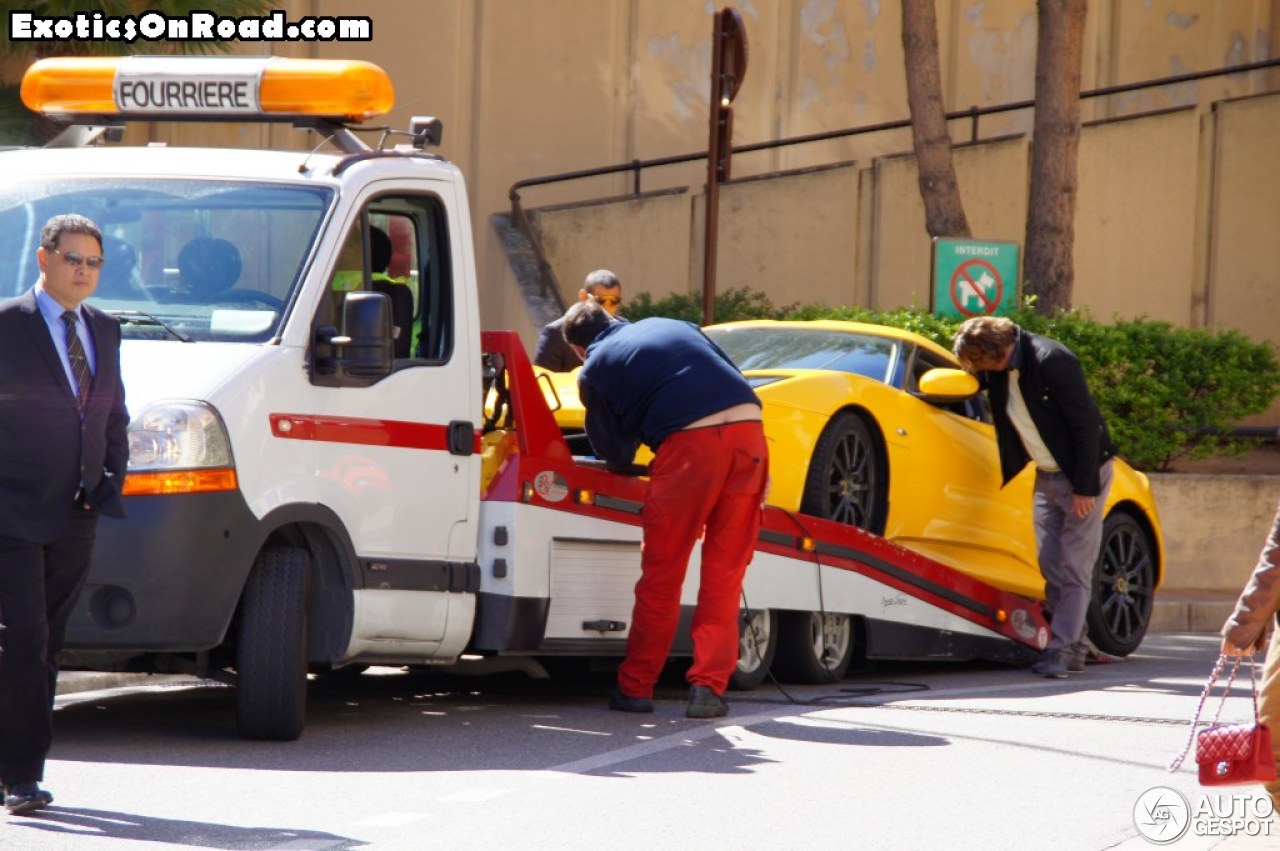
123, 401, 238, 495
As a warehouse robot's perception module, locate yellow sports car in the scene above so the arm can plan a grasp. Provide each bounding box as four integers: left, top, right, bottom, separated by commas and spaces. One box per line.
540, 319, 1165, 657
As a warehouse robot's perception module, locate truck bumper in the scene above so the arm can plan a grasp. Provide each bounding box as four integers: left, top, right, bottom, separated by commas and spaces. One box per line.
65, 490, 262, 652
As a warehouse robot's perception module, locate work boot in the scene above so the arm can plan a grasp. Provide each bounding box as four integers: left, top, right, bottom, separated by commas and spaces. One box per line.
608, 688, 654, 713
685, 685, 728, 718
1030, 649, 1069, 679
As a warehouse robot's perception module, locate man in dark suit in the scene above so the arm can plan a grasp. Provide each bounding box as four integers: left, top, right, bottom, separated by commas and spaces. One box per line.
533, 269, 624, 371
0, 214, 129, 814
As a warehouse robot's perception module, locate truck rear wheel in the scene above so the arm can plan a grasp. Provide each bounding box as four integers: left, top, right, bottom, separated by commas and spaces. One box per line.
236, 546, 310, 741
772, 610, 855, 683
728, 609, 776, 690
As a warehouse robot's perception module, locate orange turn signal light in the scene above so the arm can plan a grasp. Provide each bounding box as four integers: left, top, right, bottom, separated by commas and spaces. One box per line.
122, 468, 238, 496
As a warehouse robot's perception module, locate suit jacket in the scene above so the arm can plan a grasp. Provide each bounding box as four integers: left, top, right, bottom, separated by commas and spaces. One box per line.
533, 316, 580, 372
982, 330, 1116, 496
0, 290, 129, 543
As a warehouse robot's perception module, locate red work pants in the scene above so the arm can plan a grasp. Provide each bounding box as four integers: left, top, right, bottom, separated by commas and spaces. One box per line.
617, 421, 768, 698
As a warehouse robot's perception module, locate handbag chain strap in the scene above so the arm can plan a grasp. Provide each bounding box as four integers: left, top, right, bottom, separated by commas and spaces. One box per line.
1168, 652, 1259, 772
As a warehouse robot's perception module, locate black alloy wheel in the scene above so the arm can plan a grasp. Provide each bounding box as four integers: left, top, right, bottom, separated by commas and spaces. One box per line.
1085, 512, 1157, 657
800, 412, 888, 535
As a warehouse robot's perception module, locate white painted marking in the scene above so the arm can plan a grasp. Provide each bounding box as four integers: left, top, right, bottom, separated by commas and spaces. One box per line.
531, 724, 612, 736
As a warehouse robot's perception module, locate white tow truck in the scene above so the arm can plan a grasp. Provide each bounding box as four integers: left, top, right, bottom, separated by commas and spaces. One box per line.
6, 56, 1050, 740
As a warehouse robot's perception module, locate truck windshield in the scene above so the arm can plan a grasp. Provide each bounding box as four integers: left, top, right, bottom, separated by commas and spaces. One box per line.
0, 178, 332, 342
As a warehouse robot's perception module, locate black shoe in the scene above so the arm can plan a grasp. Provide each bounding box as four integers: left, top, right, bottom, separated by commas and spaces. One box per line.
686, 685, 728, 719
4, 782, 53, 814
1066, 642, 1089, 673
609, 688, 654, 713
1030, 650, 1069, 678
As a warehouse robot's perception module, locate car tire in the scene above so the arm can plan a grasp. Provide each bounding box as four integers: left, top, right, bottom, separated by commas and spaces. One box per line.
1085, 513, 1156, 657
728, 608, 777, 691
772, 610, 855, 683
800, 411, 888, 535
236, 546, 310, 741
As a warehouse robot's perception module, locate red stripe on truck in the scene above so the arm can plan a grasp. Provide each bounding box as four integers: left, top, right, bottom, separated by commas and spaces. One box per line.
269, 413, 481, 452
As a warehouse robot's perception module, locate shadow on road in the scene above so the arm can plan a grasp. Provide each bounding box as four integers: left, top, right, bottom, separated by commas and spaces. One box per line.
7, 807, 364, 849
47, 633, 1225, 776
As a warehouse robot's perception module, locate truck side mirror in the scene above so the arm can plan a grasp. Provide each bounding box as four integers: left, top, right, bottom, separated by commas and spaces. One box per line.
334, 290, 393, 381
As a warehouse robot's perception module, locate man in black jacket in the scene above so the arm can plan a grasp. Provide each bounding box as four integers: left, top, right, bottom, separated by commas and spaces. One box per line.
0, 214, 129, 813
953, 316, 1115, 679
533, 269, 624, 372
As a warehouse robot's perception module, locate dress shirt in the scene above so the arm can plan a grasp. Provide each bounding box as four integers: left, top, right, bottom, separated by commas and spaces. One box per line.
34, 283, 96, 397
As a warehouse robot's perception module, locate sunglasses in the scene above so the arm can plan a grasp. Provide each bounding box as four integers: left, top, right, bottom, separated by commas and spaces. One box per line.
593, 295, 621, 308
51, 248, 105, 269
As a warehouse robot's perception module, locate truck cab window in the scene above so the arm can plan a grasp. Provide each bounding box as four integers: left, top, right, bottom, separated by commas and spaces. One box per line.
314, 196, 453, 385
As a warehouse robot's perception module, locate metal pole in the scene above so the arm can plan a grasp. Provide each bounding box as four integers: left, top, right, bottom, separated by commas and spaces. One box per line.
702, 10, 726, 327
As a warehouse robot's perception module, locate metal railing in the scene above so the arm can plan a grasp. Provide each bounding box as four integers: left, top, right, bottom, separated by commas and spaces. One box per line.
508, 57, 1280, 299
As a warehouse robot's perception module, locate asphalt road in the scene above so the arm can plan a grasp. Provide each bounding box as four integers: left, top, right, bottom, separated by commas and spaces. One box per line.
4, 634, 1276, 850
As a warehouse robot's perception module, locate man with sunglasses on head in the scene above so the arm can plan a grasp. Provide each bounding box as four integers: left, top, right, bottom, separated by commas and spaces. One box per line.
533, 268, 625, 372
0, 214, 129, 814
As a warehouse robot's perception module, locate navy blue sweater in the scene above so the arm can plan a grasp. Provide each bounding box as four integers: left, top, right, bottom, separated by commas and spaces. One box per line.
578, 318, 760, 466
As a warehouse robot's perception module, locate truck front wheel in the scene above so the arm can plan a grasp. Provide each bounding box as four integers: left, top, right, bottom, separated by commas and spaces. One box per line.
236, 546, 310, 740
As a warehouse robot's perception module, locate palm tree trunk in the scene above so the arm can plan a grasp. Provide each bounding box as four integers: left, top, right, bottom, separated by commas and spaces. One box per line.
901, 0, 970, 238
1024, 0, 1087, 313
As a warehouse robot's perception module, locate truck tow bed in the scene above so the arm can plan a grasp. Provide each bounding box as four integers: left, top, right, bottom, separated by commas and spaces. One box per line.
476, 331, 1049, 671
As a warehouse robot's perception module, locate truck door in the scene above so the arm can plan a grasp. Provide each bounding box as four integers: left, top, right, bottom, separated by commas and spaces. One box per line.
303, 192, 478, 627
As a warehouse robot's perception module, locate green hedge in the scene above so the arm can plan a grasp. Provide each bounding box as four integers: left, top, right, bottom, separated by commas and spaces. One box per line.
625, 288, 1280, 471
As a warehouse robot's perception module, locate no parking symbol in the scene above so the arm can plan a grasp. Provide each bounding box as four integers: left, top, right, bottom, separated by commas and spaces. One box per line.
950, 258, 1002, 317
931, 238, 1019, 320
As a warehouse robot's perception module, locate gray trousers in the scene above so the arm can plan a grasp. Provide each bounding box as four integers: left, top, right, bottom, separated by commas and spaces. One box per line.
1034, 460, 1113, 654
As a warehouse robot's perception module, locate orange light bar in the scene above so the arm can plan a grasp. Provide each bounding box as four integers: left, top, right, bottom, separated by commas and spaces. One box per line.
122, 468, 238, 496
22, 56, 394, 121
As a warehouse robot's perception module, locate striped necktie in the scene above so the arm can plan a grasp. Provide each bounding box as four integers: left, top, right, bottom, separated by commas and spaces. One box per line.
61, 309, 92, 410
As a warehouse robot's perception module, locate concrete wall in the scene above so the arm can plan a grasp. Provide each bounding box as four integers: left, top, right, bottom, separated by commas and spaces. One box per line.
533, 92, 1261, 332
530, 88, 1279, 424
701, 163, 863, 309
1150, 475, 1280, 594
70, 0, 1270, 339
534, 189, 694, 303
1207, 92, 1280, 346
871, 135, 1030, 311
1073, 108, 1201, 324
